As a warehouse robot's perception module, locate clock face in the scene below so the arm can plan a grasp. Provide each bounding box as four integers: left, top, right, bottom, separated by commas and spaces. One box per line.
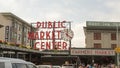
61, 29, 74, 41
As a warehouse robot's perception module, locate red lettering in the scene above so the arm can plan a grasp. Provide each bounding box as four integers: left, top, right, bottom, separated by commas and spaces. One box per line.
75, 51, 77, 54
95, 50, 98, 54
36, 21, 67, 28
44, 21, 47, 28
46, 42, 51, 49
40, 31, 44, 39
111, 51, 114, 54
57, 42, 61, 49
35, 32, 39, 40
33, 41, 68, 50
34, 42, 39, 49
53, 21, 56, 28
41, 22, 45, 28
61, 21, 66, 28
46, 31, 51, 39
28, 32, 35, 40
104, 51, 107, 54
48, 21, 52, 28
37, 22, 41, 28
62, 42, 67, 50
52, 31, 55, 39
41, 42, 45, 49
72, 50, 74, 53
56, 30, 61, 39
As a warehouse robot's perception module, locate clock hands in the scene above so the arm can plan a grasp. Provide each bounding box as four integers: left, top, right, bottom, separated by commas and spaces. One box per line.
61, 29, 74, 41
65, 32, 72, 39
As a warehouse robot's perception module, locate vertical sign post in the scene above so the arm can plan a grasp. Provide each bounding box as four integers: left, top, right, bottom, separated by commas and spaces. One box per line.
116, 23, 119, 68
69, 22, 71, 56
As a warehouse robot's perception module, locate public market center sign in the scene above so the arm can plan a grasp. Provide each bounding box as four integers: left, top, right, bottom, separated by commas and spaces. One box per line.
28, 21, 74, 50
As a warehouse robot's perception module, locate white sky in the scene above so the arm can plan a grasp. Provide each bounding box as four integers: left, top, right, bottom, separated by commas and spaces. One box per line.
1, 0, 120, 47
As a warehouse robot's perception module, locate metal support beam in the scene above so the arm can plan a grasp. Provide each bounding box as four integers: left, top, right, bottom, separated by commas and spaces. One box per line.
116, 24, 119, 68
0, 50, 3, 57
29, 53, 32, 62
69, 22, 71, 56
15, 51, 18, 58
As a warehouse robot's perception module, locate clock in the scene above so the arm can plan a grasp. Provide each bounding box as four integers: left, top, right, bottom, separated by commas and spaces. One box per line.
61, 29, 74, 41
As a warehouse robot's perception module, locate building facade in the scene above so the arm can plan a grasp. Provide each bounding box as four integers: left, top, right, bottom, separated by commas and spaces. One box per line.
0, 12, 35, 47
84, 21, 120, 49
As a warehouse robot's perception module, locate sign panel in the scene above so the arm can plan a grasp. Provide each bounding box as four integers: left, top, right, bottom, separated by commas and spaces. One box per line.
71, 49, 115, 56
115, 47, 120, 53
5, 26, 9, 42
28, 21, 74, 50
87, 21, 120, 27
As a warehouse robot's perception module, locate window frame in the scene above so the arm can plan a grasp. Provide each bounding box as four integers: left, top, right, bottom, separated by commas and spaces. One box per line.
26, 64, 37, 68
0, 62, 5, 68
94, 43, 101, 48
111, 33, 116, 40
12, 63, 27, 68
94, 32, 101, 40
111, 44, 117, 49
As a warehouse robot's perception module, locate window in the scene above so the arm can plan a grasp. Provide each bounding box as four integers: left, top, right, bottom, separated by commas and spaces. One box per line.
94, 32, 101, 40
111, 33, 116, 40
13, 33, 17, 41
27, 64, 37, 68
0, 62, 5, 68
111, 44, 117, 49
94, 43, 101, 48
13, 63, 27, 68
18, 34, 21, 41
12, 63, 16, 68
14, 22, 18, 29
18, 24, 22, 31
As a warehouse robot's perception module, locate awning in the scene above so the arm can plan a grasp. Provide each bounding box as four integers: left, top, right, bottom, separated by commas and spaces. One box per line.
41, 56, 78, 58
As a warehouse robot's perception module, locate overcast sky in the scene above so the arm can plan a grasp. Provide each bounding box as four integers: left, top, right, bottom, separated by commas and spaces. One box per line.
0, 0, 120, 48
